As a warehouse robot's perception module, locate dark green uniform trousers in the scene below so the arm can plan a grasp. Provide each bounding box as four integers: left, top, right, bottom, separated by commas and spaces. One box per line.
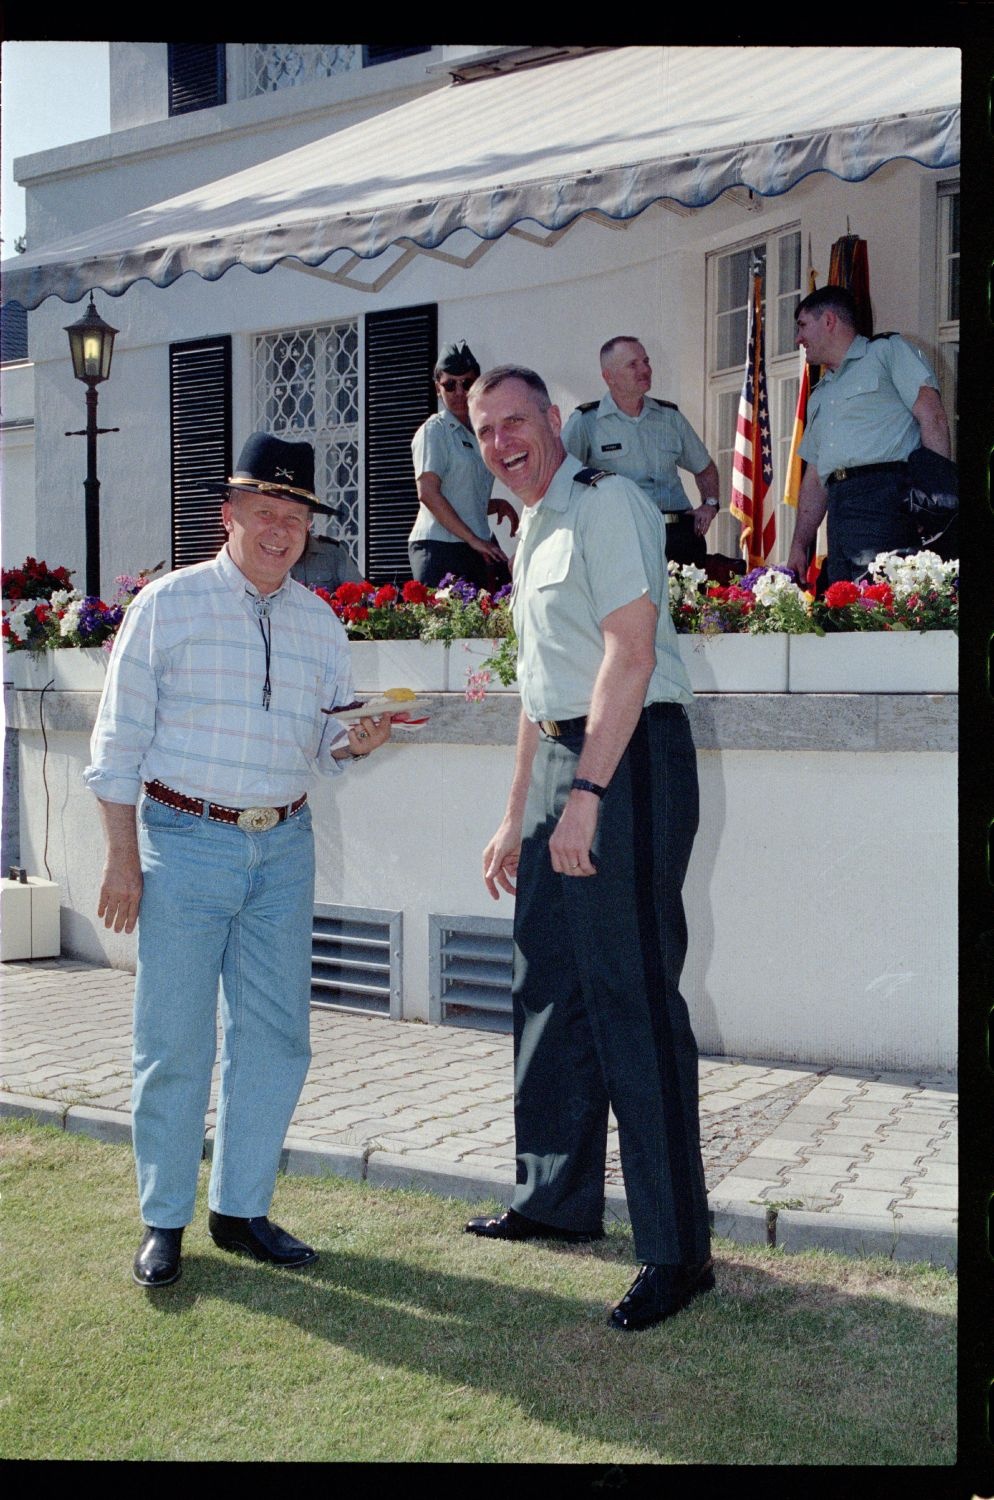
509, 702, 710, 1267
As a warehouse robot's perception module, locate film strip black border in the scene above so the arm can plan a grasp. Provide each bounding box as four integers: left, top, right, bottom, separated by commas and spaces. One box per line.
958, 28, 994, 1497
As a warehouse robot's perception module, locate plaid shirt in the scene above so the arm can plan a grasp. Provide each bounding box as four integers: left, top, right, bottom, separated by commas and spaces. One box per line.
84, 546, 353, 806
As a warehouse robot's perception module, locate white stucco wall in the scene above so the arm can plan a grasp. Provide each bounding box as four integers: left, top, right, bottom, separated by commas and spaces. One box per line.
15, 156, 952, 591
9, 693, 956, 1072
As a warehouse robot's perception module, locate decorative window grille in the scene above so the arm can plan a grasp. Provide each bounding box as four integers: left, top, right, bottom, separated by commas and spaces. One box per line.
170, 337, 232, 568
168, 43, 226, 115
253, 322, 361, 562
428, 914, 513, 1031
311, 903, 401, 1017
706, 226, 802, 563
936, 184, 959, 460
248, 45, 360, 94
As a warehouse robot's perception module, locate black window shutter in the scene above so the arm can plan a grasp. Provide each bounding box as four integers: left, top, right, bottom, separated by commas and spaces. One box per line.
0, 302, 28, 363
170, 336, 232, 569
364, 303, 438, 584
168, 44, 226, 116
362, 46, 431, 67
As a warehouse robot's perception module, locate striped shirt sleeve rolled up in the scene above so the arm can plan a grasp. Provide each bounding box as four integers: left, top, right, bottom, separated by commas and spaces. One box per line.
84, 547, 355, 807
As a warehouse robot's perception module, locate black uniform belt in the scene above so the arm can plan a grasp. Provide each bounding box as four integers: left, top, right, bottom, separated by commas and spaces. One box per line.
538, 704, 680, 740
539, 716, 587, 738
825, 461, 906, 486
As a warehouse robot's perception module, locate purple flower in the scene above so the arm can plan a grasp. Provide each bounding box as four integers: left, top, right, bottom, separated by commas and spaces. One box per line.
741, 564, 793, 591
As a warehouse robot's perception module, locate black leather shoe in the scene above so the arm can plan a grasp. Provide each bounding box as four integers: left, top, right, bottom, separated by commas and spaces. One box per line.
133, 1226, 183, 1287
465, 1206, 604, 1243
208, 1211, 317, 1267
610, 1258, 715, 1330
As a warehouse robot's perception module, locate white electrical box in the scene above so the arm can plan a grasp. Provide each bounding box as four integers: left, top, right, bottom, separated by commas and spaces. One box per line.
1, 876, 61, 961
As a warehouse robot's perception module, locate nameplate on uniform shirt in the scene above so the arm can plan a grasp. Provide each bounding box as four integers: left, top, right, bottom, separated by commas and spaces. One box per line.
600, 443, 623, 452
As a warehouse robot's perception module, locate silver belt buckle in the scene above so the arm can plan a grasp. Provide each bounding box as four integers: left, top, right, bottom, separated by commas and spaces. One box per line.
236, 805, 280, 832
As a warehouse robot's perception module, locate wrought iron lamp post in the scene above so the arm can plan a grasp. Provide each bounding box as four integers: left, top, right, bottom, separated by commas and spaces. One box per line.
64, 295, 119, 599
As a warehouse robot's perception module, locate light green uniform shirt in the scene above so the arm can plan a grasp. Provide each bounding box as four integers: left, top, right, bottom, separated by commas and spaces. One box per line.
561, 392, 712, 512
409, 409, 493, 544
798, 334, 939, 480
511, 454, 693, 722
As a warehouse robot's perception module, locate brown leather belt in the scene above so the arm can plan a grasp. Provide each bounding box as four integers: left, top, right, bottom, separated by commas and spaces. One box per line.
143, 779, 306, 833
825, 461, 906, 486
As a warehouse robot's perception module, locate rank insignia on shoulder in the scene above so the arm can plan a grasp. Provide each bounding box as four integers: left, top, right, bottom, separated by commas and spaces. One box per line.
575, 400, 599, 413
646, 397, 677, 410
575, 467, 611, 486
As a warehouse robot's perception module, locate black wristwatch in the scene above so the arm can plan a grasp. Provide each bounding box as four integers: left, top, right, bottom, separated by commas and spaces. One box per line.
571, 778, 607, 799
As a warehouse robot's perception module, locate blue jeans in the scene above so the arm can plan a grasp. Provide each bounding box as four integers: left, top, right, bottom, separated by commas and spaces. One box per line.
133, 797, 315, 1227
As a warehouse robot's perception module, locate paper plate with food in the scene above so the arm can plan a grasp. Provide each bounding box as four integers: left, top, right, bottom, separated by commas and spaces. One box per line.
323, 687, 429, 728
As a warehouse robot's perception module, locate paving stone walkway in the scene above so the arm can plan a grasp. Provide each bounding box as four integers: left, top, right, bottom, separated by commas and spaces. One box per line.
1, 958, 956, 1266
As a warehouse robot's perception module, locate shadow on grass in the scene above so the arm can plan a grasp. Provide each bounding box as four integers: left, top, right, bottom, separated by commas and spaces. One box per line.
146, 1240, 955, 1466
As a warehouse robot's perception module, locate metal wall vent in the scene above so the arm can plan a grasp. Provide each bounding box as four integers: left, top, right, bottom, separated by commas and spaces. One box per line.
429, 914, 513, 1031
311, 903, 402, 1018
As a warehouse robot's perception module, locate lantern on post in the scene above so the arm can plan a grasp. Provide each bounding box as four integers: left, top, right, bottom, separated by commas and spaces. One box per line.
64, 294, 119, 598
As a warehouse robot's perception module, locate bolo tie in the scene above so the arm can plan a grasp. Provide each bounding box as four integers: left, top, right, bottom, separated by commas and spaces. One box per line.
252, 593, 273, 710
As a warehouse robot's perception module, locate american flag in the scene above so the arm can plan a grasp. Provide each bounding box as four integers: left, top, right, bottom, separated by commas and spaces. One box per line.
729, 271, 775, 567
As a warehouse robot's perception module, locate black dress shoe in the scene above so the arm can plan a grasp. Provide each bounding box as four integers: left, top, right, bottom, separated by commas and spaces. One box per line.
610, 1258, 715, 1331
464, 1206, 604, 1243
133, 1226, 183, 1287
208, 1211, 317, 1267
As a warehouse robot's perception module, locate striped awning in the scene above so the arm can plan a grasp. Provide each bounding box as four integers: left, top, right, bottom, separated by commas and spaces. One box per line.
2, 45, 960, 310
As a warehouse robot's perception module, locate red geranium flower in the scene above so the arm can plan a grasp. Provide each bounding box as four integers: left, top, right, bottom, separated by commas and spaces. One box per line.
373, 584, 398, 607
343, 604, 369, 623
859, 582, 894, 609
313, 588, 334, 607
824, 581, 860, 608
334, 581, 372, 606
401, 580, 430, 605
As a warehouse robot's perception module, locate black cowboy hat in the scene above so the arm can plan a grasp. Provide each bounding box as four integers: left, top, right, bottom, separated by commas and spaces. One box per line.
218, 433, 335, 515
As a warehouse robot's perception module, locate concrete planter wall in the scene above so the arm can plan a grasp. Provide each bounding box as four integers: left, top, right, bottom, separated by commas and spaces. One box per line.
347, 638, 511, 693
787, 630, 957, 694
3, 647, 109, 690
678, 634, 789, 693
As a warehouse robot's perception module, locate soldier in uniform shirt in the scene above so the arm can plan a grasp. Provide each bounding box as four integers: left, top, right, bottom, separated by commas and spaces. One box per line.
561, 336, 720, 567
785, 286, 953, 584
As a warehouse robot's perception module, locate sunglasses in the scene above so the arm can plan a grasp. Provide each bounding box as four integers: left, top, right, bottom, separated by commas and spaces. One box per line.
439, 376, 477, 392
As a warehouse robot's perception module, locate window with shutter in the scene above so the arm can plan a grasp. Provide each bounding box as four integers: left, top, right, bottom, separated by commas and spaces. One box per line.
170, 337, 232, 569
364, 304, 438, 584
362, 46, 431, 67
167, 43, 226, 116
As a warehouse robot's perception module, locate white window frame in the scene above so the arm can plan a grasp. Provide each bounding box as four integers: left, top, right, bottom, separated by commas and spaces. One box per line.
936, 181, 959, 460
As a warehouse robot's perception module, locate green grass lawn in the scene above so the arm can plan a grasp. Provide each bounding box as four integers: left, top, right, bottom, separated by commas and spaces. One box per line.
1, 1118, 955, 1464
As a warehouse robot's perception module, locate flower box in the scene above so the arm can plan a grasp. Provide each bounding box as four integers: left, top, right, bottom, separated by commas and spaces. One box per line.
348, 640, 452, 692
4, 646, 110, 690
787, 630, 958, 693
678, 633, 789, 693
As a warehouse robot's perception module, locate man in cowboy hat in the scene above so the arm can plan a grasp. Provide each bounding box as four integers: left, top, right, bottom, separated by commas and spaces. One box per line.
86, 432, 391, 1288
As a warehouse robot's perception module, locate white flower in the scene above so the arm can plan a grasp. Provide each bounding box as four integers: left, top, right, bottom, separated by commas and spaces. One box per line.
49, 589, 76, 612
752, 570, 802, 606
6, 598, 45, 641
59, 600, 84, 637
